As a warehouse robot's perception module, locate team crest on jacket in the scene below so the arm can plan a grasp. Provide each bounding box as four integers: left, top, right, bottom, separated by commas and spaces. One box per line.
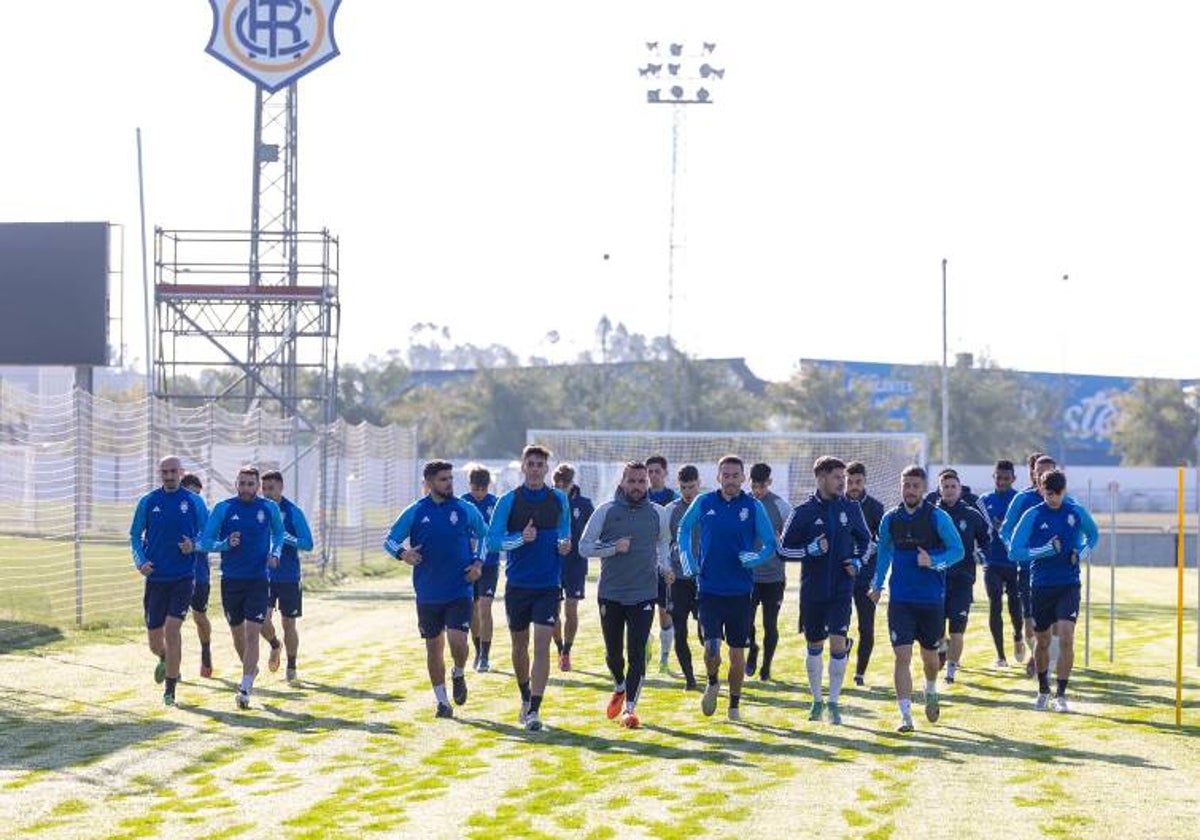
959, 519, 968, 531
180, 500, 190, 513
1067, 514, 1076, 527
574, 508, 581, 519
839, 511, 848, 525
449, 510, 459, 525
739, 507, 749, 522
257, 510, 266, 524
486, 506, 494, 518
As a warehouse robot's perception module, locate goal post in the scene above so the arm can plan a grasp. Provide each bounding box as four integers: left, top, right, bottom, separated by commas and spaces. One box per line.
526, 430, 927, 509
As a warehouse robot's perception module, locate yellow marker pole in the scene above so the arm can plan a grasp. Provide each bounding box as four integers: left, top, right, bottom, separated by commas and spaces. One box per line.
1176, 466, 1185, 727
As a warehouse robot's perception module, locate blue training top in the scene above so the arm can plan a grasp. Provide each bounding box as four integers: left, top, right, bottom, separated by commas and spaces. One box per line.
129, 486, 207, 581
872, 502, 966, 605
461, 491, 501, 566
778, 493, 871, 603
979, 487, 1018, 568
386, 495, 488, 604
270, 496, 314, 584
649, 486, 678, 506
1008, 500, 1100, 588
199, 496, 286, 581
676, 489, 778, 597
486, 485, 572, 590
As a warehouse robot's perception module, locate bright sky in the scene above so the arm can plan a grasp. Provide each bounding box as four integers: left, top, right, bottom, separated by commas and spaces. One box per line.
3, 2, 1198, 383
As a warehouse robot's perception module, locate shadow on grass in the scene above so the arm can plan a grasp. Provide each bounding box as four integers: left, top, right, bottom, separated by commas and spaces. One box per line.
0, 702, 181, 772
0, 621, 66, 654
182, 701, 405, 737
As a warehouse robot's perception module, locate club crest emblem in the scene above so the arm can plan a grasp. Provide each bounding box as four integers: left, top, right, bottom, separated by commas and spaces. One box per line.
257, 510, 266, 524
180, 501, 190, 514
206, 0, 343, 92
450, 510, 459, 525
739, 507, 749, 522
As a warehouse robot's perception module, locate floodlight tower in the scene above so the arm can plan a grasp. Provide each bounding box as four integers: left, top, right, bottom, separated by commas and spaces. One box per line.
640, 40, 723, 429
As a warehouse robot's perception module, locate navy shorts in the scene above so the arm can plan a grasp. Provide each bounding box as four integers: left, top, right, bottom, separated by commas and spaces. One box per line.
1017, 565, 1034, 619
190, 581, 211, 614
944, 578, 974, 634
505, 586, 560, 632
418, 598, 473, 639
269, 581, 303, 618
801, 594, 853, 643
697, 592, 753, 649
221, 578, 270, 627
1032, 584, 1081, 633
144, 577, 194, 630
669, 577, 699, 620
561, 558, 587, 600
474, 564, 500, 600
888, 601, 944, 650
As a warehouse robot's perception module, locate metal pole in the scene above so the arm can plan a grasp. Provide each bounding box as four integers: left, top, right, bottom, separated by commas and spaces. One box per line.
1176, 466, 1185, 726
1109, 483, 1117, 663
136, 129, 153, 398
940, 259, 949, 466
1085, 478, 1092, 667
665, 104, 682, 431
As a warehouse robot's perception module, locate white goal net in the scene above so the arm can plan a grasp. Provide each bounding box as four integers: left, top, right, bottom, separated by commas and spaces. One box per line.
526, 430, 927, 509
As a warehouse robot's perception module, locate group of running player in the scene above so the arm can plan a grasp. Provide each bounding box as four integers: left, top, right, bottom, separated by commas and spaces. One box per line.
130, 445, 1098, 733
130, 458, 312, 708
374, 445, 1098, 733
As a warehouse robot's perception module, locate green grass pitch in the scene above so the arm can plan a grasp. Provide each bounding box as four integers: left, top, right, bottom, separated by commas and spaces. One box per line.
0, 565, 1197, 839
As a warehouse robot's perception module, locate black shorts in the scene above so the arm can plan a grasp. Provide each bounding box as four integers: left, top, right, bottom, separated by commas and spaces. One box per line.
269, 581, 303, 618
474, 565, 500, 600
1032, 584, 1081, 633
751, 580, 786, 611
221, 578, 270, 627
144, 577, 194, 630
561, 557, 587, 601
505, 586, 560, 632
984, 564, 1019, 603
1017, 565, 1034, 619
888, 601, 944, 650
801, 594, 853, 643
190, 581, 211, 614
944, 578, 973, 634
669, 577, 698, 619
418, 598, 473, 639
697, 592, 752, 649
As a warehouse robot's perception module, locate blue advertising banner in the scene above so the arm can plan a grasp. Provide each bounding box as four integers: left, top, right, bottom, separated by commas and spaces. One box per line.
804, 358, 1157, 465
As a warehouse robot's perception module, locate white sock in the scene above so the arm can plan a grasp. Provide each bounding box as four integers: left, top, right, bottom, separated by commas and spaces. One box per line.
806, 652, 824, 701
625, 698, 636, 713
898, 697, 912, 718
433, 684, 448, 705
614, 681, 626, 694
828, 654, 848, 704
661, 628, 674, 663
451, 666, 464, 678
947, 661, 959, 679
925, 678, 937, 695
239, 673, 254, 693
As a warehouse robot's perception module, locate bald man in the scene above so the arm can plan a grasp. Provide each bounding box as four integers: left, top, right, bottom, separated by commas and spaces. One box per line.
129, 456, 207, 705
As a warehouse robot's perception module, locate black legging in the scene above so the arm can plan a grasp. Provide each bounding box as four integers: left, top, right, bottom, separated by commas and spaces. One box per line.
986, 566, 1023, 659
852, 586, 876, 677
599, 598, 656, 704
749, 581, 785, 673
669, 579, 699, 684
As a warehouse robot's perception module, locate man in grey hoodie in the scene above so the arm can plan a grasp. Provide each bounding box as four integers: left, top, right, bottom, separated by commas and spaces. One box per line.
578, 461, 673, 729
